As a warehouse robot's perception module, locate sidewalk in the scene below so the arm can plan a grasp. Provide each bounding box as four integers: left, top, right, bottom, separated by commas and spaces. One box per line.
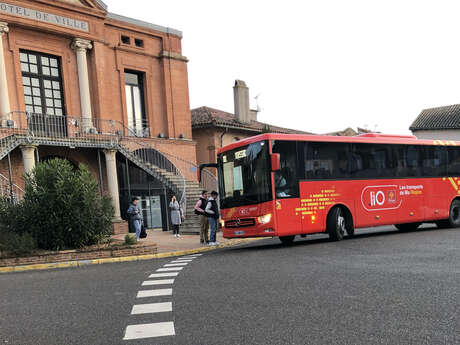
112, 229, 237, 254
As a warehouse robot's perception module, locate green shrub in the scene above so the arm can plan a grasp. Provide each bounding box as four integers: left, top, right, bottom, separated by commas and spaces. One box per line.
18, 159, 115, 250
124, 234, 137, 245
0, 230, 36, 257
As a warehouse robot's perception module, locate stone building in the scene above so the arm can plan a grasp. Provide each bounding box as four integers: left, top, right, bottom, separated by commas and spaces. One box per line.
191, 80, 311, 176
0, 0, 201, 232
410, 104, 460, 140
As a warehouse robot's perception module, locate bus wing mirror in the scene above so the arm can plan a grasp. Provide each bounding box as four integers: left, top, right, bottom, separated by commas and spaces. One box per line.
271, 153, 280, 172
198, 163, 218, 182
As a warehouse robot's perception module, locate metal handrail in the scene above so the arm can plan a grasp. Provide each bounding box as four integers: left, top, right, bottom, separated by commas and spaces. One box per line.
3, 111, 188, 206
0, 172, 24, 204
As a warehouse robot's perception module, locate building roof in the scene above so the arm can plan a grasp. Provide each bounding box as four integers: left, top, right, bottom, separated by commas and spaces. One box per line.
410, 104, 460, 131
191, 106, 312, 135
106, 13, 182, 37
325, 127, 373, 136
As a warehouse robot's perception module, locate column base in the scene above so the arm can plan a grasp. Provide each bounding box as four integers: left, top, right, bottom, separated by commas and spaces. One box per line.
112, 219, 128, 235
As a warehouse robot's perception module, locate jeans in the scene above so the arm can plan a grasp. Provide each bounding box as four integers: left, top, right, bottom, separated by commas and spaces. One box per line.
209, 217, 217, 243
134, 220, 142, 239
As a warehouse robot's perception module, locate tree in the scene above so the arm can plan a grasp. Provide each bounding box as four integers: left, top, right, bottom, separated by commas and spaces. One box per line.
20, 159, 114, 250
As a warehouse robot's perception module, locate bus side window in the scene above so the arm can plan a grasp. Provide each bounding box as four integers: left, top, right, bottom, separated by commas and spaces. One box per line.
272, 140, 299, 198
305, 142, 351, 179
448, 147, 460, 176
423, 146, 447, 177
351, 144, 393, 179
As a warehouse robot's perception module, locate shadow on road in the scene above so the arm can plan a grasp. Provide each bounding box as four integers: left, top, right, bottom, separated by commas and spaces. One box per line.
222, 224, 447, 253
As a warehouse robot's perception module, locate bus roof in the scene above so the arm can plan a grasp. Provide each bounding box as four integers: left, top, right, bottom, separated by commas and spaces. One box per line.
217, 133, 460, 154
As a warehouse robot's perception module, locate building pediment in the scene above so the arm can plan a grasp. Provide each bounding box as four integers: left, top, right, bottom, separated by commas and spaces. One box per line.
35, 0, 108, 13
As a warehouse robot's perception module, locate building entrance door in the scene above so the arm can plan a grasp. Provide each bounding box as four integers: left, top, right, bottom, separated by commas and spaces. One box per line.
136, 195, 163, 229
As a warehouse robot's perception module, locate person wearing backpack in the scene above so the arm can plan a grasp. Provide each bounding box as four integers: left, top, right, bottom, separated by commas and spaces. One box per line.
194, 190, 209, 245
205, 191, 220, 246
127, 197, 143, 240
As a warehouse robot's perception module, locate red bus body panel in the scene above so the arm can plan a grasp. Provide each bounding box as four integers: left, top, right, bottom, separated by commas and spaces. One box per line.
219, 134, 460, 239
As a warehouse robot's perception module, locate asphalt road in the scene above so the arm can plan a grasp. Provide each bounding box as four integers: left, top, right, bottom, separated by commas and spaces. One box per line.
1, 225, 460, 345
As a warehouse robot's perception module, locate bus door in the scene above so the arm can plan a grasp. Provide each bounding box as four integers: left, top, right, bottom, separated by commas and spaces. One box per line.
272, 140, 302, 235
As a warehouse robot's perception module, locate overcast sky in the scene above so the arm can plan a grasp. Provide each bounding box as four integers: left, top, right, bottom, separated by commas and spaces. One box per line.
109, 0, 460, 135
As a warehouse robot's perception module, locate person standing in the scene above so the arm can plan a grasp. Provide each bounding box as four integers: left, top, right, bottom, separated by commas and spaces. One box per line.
205, 191, 220, 245
194, 190, 209, 245
127, 197, 143, 240
169, 195, 183, 238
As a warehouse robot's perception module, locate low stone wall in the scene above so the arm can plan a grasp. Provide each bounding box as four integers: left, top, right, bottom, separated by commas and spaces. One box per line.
0, 243, 157, 267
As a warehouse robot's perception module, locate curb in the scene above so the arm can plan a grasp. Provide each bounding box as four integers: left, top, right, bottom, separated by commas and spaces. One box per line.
0, 238, 263, 274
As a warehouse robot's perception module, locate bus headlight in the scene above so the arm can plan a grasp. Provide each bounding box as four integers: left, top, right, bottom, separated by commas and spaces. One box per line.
258, 213, 272, 224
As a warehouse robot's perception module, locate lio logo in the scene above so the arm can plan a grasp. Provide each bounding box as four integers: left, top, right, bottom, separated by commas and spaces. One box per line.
361, 185, 402, 211
370, 191, 385, 206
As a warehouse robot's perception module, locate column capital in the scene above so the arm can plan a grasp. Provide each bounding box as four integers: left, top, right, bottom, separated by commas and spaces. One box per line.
103, 148, 117, 156
0, 22, 8, 35
71, 38, 92, 52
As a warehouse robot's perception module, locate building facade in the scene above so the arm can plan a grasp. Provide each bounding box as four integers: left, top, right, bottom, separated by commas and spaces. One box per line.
191, 80, 312, 177
0, 0, 201, 232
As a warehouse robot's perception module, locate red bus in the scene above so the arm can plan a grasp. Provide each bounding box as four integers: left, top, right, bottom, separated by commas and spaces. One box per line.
200, 133, 460, 244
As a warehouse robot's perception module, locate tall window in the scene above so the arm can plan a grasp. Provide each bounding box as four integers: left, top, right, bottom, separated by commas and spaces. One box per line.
125, 71, 147, 137
20, 50, 64, 116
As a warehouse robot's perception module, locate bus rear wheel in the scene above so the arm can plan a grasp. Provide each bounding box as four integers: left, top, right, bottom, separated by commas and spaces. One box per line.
447, 199, 460, 228
327, 206, 352, 241
394, 223, 421, 232
279, 235, 295, 245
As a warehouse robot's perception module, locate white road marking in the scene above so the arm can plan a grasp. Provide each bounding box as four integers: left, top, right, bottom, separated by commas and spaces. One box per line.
156, 267, 183, 272
123, 322, 175, 340
137, 289, 172, 298
164, 263, 188, 267
171, 259, 193, 263
131, 302, 172, 315
142, 279, 174, 286
178, 256, 197, 260
149, 272, 179, 278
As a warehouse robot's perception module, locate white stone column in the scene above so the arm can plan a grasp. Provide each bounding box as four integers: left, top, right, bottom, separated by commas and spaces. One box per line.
71, 38, 93, 132
0, 22, 11, 125
103, 149, 121, 220
20, 145, 36, 175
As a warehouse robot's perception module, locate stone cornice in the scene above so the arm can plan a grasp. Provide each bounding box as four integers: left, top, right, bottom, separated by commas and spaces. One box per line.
160, 50, 188, 62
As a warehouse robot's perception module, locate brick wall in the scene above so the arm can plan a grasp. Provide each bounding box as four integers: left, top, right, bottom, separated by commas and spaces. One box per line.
0, 243, 157, 267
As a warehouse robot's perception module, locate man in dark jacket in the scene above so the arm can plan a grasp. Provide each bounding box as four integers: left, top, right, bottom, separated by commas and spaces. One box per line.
127, 197, 143, 240
205, 191, 220, 246
194, 190, 209, 245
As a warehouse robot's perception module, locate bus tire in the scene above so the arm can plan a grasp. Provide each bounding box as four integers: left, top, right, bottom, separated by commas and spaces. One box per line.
394, 223, 421, 232
327, 207, 348, 241
279, 235, 295, 245
447, 199, 460, 228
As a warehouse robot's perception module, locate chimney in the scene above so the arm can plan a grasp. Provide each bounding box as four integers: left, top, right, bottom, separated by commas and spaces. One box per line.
233, 80, 250, 123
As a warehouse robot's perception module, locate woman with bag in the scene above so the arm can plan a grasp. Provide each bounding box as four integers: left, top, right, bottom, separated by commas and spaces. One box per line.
169, 195, 184, 238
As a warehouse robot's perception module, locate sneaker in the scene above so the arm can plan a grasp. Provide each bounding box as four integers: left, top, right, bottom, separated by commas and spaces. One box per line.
177, 234, 181, 238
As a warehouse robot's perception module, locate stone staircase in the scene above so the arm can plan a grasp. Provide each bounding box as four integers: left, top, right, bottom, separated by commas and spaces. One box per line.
181, 180, 203, 234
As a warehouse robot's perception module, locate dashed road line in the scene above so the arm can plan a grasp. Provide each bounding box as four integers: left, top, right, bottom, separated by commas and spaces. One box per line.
142, 279, 175, 286
156, 267, 184, 272
123, 253, 203, 341
164, 263, 189, 267
149, 272, 179, 278
131, 302, 173, 315
123, 322, 175, 340
137, 289, 172, 298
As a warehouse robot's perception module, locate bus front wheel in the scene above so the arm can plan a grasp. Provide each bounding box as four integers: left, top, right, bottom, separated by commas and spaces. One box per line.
327, 206, 352, 241
279, 235, 295, 245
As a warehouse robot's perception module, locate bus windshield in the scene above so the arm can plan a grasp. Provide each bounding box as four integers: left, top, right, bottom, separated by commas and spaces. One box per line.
218, 140, 272, 209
